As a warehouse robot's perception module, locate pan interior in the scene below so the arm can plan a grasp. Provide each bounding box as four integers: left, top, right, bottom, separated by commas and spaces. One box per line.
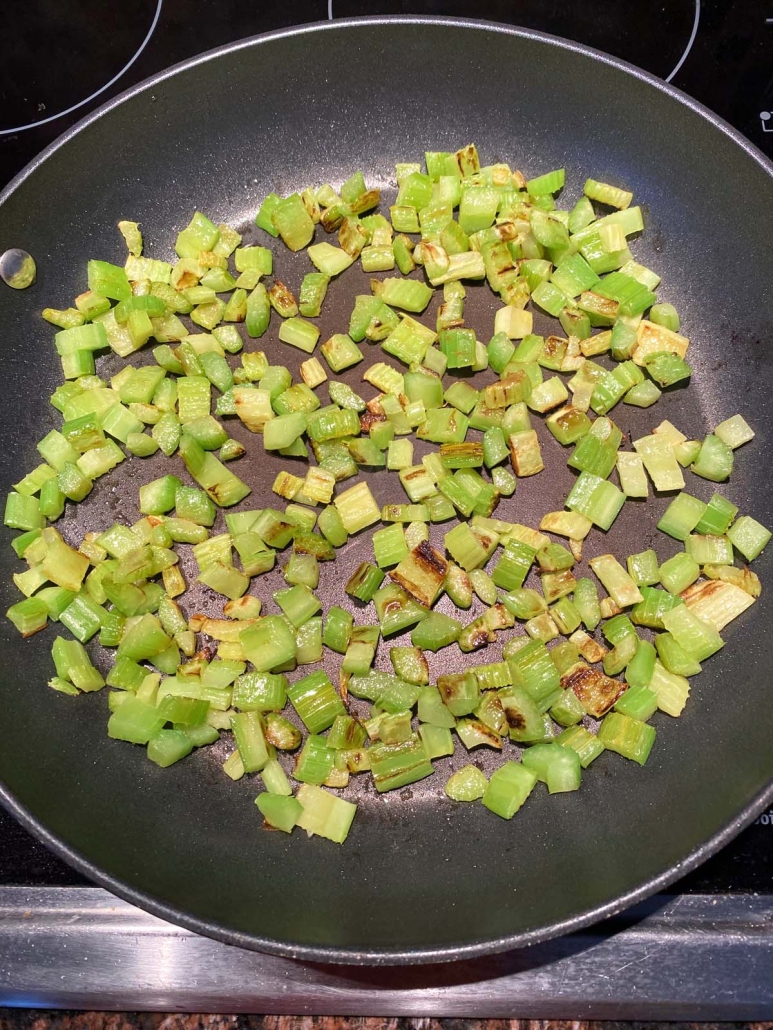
0, 19, 771, 963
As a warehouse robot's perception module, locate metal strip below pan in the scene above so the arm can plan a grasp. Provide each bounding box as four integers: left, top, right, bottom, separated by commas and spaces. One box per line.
1, 886, 772, 1017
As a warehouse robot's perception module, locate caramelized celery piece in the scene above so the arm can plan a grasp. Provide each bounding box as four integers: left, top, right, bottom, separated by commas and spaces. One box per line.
345, 562, 385, 602
8, 598, 49, 638
178, 434, 250, 507
369, 735, 433, 792
508, 430, 544, 476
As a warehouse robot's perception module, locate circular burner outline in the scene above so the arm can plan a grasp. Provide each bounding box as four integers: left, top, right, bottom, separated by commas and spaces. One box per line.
2, 0, 699, 134
665, 0, 700, 82
325, 1, 701, 83
0, 0, 163, 136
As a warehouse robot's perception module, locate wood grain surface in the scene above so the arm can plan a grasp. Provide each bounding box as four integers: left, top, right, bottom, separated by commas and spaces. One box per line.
2, 1016, 773, 1030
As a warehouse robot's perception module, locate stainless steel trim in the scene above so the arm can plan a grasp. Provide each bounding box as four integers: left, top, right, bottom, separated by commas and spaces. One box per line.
1, 887, 772, 1016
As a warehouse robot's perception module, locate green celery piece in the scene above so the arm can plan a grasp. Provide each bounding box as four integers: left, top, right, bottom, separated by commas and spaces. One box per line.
264, 713, 302, 750
379, 278, 433, 313
256, 193, 281, 236
272, 194, 315, 251
287, 670, 345, 733
598, 712, 656, 765
256, 793, 302, 833
691, 435, 733, 482
88, 260, 131, 302
231, 711, 270, 772
661, 606, 723, 662
327, 714, 367, 750
566, 472, 625, 531
655, 633, 702, 677
445, 765, 488, 801
659, 552, 700, 594
240, 616, 297, 672
728, 516, 771, 561
627, 549, 660, 587
255, 757, 292, 796
178, 433, 250, 507
521, 743, 582, 793
232, 672, 287, 712
296, 784, 357, 843
506, 642, 560, 711
417, 686, 456, 729
549, 688, 586, 728
108, 696, 165, 744
624, 639, 658, 691
4, 492, 45, 531
630, 586, 684, 630
492, 540, 536, 590
420, 724, 454, 759
390, 646, 429, 685
644, 352, 691, 387
175, 212, 219, 258
246, 284, 271, 337
6, 597, 48, 637
694, 493, 738, 536
370, 734, 433, 793
299, 273, 329, 317
482, 761, 537, 819
657, 492, 707, 541
147, 730, 195, 768
555, 725, 605, 767
411, 611, 462, 651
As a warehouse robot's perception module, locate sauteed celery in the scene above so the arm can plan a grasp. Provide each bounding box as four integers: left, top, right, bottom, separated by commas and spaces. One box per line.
4, 145, 769, 845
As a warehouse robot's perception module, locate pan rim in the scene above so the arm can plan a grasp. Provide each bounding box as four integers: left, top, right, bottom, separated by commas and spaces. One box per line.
2, 14, 772, 212
1, 14, 772, 967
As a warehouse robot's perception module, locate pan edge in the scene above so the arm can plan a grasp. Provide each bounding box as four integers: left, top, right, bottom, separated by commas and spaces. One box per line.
1, 15, 772, 966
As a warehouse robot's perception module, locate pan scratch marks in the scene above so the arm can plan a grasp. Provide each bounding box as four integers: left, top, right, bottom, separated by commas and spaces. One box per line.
614, 947, 657, 975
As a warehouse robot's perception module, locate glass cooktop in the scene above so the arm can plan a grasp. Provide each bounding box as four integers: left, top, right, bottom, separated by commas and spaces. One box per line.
0, 0, 771, 899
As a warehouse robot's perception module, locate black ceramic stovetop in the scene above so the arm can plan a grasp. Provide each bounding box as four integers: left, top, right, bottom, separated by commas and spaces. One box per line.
1, 0, 772, 897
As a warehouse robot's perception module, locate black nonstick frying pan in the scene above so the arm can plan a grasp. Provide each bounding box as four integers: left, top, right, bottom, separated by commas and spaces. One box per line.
0, 17, 772, 966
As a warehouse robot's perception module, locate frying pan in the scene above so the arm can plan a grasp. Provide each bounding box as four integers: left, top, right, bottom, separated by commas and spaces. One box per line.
0, 17, 772, 966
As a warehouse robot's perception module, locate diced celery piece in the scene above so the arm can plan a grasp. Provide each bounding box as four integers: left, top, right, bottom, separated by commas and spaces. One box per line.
482, 761, 537, 819
727, 515, 771, 561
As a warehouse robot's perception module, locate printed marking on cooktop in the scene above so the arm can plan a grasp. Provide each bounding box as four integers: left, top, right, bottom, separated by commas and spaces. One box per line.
762, 112, 773, 132
0, 0, 163, 136
328, 0, 333, 19
665, 0, 700, 83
